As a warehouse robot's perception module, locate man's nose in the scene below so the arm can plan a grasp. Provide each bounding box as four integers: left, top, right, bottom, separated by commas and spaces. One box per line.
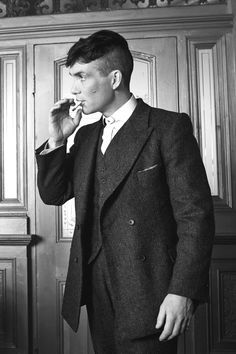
71, 80, 81, 95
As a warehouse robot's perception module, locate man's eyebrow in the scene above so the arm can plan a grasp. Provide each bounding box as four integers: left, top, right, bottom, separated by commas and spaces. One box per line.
69, 71, 86, 76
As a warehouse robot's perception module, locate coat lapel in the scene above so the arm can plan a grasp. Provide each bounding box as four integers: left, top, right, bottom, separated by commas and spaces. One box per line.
101, 100, 154, 207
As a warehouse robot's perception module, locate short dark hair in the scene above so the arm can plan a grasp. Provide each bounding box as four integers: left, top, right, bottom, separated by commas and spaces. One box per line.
66, 30, 133, 88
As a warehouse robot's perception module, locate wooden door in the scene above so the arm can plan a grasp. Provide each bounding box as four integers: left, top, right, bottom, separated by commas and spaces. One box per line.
34, 36, 178, 354
35, 42, 94, 354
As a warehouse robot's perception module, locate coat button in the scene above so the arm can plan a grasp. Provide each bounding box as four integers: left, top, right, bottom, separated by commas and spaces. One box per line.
73, 256, 79, 263
128, 219, 135, 225
139, 255, 146, 261
76, 224, 80, 230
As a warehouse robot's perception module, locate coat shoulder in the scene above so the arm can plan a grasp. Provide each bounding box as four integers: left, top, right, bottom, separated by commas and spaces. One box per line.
148, 106, 193, 139
149, 106, 189, 126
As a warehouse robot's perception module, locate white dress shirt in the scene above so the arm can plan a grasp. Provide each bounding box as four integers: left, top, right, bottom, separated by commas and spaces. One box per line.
101, 95, 137, 154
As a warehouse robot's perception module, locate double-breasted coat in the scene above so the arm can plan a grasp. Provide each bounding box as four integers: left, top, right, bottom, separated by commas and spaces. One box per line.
36, 99, 215, 339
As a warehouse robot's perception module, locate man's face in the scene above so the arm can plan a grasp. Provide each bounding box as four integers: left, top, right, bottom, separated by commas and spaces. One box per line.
69, 59, 115, 116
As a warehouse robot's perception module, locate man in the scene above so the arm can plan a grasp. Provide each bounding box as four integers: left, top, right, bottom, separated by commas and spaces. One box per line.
36, 30, 215, 353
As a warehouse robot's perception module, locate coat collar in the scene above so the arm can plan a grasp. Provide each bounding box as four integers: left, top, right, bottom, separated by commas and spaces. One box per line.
100, 99, 154, 206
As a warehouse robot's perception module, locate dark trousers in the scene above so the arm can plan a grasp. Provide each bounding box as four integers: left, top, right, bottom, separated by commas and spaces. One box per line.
86, 248, 178, 354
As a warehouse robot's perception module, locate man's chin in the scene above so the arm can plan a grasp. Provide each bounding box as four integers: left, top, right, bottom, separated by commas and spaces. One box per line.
82, 107, 97, 116
81, 104, 90, 115
82, 109, 91, 116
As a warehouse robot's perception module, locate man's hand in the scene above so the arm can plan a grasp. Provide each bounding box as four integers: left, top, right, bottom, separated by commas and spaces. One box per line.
156, 294, 194, 341
48, 98, 82, 148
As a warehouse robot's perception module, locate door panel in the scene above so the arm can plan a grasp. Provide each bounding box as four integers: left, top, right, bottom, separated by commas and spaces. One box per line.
34, 37, 178, 354
35, 42, 92, 354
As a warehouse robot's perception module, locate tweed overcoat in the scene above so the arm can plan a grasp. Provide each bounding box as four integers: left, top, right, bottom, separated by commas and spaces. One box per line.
36, 99, 215, 339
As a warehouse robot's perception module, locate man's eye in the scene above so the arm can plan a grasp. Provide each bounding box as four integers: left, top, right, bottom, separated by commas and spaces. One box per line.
79, 75, 86, 81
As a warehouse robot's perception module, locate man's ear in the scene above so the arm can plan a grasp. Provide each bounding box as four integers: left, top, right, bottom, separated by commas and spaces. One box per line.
111, 70, 122, 90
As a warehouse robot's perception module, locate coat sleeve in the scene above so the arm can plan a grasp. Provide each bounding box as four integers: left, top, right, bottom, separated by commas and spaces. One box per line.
161, 113, 215, 302
35, 132, 80, 206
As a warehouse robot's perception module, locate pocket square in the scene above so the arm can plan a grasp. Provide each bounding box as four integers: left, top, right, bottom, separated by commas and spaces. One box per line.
138, 163, 159, 173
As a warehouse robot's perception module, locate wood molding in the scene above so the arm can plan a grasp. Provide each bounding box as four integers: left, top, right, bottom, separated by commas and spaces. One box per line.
0, 234, 31, 246
56, 279, 66, 354
0, 245, 29, 352
213, 196, 234, 212
188, 36, 233, 210
0, 11, 233, 40
210, 259, 236, 350
0, 258, 17, 349
0, 46, 27, 212
0, 0, 228, 19
215, 235, 236, 245
0, 215, 28, 235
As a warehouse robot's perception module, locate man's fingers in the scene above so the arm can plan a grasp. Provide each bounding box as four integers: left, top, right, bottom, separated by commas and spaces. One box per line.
180, 319, 187, 334
166, 318, 183, 340
50, 98, 74, 112
159, 314, 175, 341
57, 98, 74, 105
73, 107, 83, 126
156, 305, 165, 329
180, 318, 191, 334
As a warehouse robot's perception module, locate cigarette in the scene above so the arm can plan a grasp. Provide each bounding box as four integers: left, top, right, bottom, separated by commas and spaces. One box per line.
71, 100, 82, 111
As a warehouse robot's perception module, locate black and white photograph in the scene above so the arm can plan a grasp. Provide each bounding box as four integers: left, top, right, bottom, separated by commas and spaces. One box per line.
0, 1, 235, 353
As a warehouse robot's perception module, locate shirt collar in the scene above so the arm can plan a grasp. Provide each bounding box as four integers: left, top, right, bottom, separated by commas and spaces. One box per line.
103, 94, 137, 125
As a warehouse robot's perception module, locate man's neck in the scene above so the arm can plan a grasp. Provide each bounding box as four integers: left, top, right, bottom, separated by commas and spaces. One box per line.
103, 91, 132, 117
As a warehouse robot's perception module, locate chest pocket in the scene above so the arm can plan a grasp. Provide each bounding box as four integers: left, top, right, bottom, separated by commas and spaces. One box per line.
137, 162, 163, 189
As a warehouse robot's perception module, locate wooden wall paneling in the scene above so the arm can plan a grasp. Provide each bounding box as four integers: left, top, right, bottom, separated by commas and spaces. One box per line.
225, 31, 236, 212
0, 45, 30, 353
34, 42, 93, 353
130, 50, 157, 107
24, 41, 39, 354
0, 8, 233, 354
191, 304, 210, 354
54, 56, 77, 243
182, 242, 236, 354
56, 279, 91, 354
210, 243, 236, 353
0, 8, 232, 41
215, 35, 232, 209
0, 216, 27, 235
2, 55, 18, 200
188, 32, 236, 354
0, 258, 17, 349
128, 37, 178, 111
0, 235, 31, 354
177, 33, 190, 114
0, 46, 27, 213
198, 46, 218, 195
176, 302, 210, 354
188, 36, 233, 211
